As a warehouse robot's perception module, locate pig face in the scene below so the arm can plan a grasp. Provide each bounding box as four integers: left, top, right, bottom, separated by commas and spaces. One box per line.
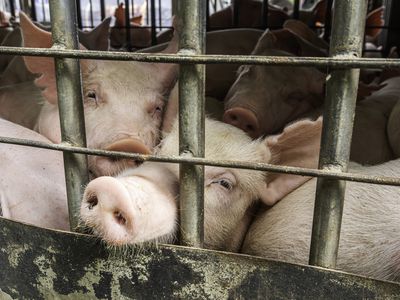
19, 13, 178, 177
80, 117, 322, 250
223, 28, 326, 137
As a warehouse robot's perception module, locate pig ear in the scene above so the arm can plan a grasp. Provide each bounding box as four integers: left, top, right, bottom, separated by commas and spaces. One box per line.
153, 16, 179, 92
79, 17, 111, 51
365, 7, 384, 41
259, 117, 322, 206
283, 19, 328, 51
114, 3, 125, 27
251, 29, 278, 55
19, 12, 58, 104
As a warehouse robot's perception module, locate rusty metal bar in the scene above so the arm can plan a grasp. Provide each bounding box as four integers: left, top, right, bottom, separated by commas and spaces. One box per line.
178, 0, 206, 248
1, 135, 400, 187
309, 0, 368, 269
0, 46, 400, 68
48, 0, 89, 231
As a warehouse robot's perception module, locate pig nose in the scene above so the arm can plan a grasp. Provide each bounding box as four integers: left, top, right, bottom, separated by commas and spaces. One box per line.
223, 108, 261, 138
106, 138, 151, 155
82, 177, 134, 233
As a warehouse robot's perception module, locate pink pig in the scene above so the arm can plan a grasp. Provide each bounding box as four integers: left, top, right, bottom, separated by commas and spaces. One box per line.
15, 13, 178, 177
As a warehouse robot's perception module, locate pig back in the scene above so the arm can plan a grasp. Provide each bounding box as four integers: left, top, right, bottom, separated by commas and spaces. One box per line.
242, 159, 400, 282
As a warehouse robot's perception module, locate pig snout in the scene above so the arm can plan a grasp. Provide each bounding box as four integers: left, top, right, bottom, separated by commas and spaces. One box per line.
92, 138, 151, 177
80, 175, 177, 246
223, 108, 261, 138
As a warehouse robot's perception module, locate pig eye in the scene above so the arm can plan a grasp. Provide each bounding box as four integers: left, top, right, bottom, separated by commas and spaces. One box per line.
212, 178, 233, 190
149, 103, 164, 118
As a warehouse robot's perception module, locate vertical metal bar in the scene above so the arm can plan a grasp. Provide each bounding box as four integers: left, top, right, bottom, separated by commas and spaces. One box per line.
150, 0, 156, 45
89, 0, 94, 27
233, 0, 239, 27
48, 0, 89, 231
30, 0, 36, 21
309, 0, 368, 269
124, 0, 132, 50
131, 0, 134, 16
76, 0, 83, 29
261, 0, 268, 29
9, 0, 16, 18
206, 0, 210, 31
158, 0, 161, 29
100, 0, 105, 20
323, 0, 333, 41
41, 0, 45, 22
171, 0, 178, 15
178, 0, 206, 248
293, 0, 300, 19
146, 0, 149, 25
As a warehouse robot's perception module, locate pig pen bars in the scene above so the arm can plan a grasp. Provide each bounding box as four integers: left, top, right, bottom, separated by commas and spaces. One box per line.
0, 0, 400, 298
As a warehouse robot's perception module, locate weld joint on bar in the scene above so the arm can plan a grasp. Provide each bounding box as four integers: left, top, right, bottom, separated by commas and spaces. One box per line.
331, 52, 359, 59
178, 49, 197, 55
321, 164, 344, 173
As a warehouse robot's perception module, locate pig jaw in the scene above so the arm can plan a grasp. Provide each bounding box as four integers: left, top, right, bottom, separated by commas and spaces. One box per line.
80, 176, 177, 246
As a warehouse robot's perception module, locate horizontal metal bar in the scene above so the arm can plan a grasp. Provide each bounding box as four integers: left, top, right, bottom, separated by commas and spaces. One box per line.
1, 135, 400, 187
1, 46, 400, 68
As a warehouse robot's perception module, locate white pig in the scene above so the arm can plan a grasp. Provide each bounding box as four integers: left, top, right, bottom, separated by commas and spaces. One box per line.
242, 158, 400, 282
80, 116, 322, 250
9, 13, 179, 177
223, 22, 400, 165
0, 118, 68, 230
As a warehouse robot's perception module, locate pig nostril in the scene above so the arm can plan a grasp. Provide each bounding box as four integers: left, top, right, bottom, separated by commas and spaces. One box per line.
87, 194, 98, 210
246, 125, 254, 132
114, 211, 127, 225
230, 114, 237, 121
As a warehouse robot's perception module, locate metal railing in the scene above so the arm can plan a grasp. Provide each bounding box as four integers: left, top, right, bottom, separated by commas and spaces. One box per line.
0, 0, 398, 274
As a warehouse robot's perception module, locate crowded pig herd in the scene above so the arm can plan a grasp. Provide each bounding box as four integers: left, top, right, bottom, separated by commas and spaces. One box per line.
1, 0, 400, 283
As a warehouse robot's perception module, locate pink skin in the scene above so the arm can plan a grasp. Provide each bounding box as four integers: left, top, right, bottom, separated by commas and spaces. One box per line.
81, 163, 178, 246
223, 107, 261, 139
17, 13, 178, 177
0, 118, 68, 230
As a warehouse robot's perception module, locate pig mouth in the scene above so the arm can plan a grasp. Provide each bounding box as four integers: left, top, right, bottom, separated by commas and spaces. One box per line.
89, 138, 152, 177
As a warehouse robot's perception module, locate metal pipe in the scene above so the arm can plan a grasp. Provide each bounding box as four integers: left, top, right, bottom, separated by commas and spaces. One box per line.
1, 135, 400, 187
76, 0, 83, 29
261, 0, 268, 29
89, 0, 94, 28
150, 0, 157, 45
158, 0, 161, 29
124, 0, 132, 50
30, 0, 36, 21
1, 46, 400, 68
9, 0, 15, 18
178, 0, 206, 248
323, 0, 334, 41
293, 0, 300, 19
100, 0, 105, 20
48, 0, 89, 231
233, 0, 239, 27
309, 0, 368, 269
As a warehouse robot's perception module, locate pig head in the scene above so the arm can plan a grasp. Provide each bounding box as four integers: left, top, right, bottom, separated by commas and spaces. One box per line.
224, 22, 327, 137
19, 12, 178, 177
80, 115, 322, 251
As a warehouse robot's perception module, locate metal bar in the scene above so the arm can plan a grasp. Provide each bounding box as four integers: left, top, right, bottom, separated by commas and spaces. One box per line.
76, 0, 83, 29
261, 0, 268, 29
41, 0, 45, 22
1, 135, 400, 187
30, 0, 36, 21
89, 0, 94, 28
206, 0, 210, 31
48, 0, 89, 231
233, 0, 239, 27
124, 0, 132, 50
1, 46, 400, 68
9, 0, 15, 18
100, 0, 105, 20
323, 0, 333, 41
171, 0, 178, 15
293, 0, 300, 19
158, 0, 161, 29
178, 0, 206, 248
309, 0, 368, 269
150, 0, 157, 45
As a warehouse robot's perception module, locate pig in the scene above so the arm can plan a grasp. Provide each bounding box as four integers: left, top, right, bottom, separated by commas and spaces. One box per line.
142, 28, 263, 100
109, 3, 152, 49
388, 99, 400, 158
80, 112, 324, 250
33, 17, 112, 51
209, 0, 289, 30
0, 118, 68, 230
7, 12, 179, 177
223, 23, 400, 165
242, 158, 400, 282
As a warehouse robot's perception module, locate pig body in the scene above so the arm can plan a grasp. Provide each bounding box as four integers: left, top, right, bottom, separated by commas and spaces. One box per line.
2, 13, 179, 177
142, 28, 263, 100
388, 100, 400, 157
242, 159, 400, 282
224, 25, 400, 165
0, 118, 68, 230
